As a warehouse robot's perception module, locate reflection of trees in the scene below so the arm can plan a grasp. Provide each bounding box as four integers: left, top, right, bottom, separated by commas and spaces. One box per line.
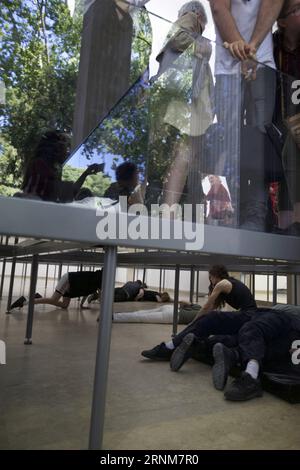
0, 2, 153, 196
73, 46, 195, 206
74, 76, 150, 177
130, 6, 152, 83
0, 0, 83, 190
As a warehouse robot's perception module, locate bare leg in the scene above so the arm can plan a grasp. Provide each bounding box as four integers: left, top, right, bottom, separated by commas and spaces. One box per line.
34, 291, 70, 309
162, 139, 189, 208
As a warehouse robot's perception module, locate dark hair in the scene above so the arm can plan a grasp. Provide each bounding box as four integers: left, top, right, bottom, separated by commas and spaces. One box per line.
209, 264, 229, 280
22, 130, 70, 192
33, 130, 70, 164
208, 265, 229, 309
116, 161, 137, 182
278, 0, 291, 19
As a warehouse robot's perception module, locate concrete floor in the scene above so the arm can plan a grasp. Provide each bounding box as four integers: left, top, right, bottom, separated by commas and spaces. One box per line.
0, 297, 300, 450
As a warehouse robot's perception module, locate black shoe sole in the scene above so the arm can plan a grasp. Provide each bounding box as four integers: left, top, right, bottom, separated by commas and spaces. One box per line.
224, 389, 263, 401
9, 297, 26, 310
212, 343, 229, 391
170, 333, 195, 372
141, 351, 171, 361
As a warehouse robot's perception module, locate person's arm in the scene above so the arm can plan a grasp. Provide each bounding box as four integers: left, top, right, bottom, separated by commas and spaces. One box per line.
209, 0, 249, 60
134, 288, 145, 301
128, 183, 144, 206
73, 163, 104, 196
249, 0, 284, 52
194, 279, 232, 319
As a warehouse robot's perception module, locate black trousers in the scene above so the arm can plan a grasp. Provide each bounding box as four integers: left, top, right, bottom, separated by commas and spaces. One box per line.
237, 311, 293, 367
172, 310, 254, 348
173, 309, 294, 368
114, 287, 129, 302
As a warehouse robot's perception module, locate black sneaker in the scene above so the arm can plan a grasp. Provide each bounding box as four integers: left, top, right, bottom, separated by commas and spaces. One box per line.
141, 343, 173, 361
170, 333, 195, 372
9, 296, 27, 310
224, 372, 263, 401
212, 343, 239, 391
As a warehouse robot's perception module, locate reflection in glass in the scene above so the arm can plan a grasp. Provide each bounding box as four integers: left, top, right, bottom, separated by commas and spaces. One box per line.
0, 3, 299, 238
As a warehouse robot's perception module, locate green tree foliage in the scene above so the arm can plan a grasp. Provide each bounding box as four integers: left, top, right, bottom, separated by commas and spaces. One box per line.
130, 6, 152, 83
78, 41, 194, 204
0, 135, 22, 195
0, 2, 195, 204
0, 0, 83, 188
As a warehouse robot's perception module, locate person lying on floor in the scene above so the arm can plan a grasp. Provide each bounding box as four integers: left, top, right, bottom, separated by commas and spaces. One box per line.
142, 265, 300, 402
138, 290, 171, 303
81, 286, 171, 308
9, 269, 103, 310
209, 308, 300, 402
114, 280, 147, 302
141, 264, 258, 362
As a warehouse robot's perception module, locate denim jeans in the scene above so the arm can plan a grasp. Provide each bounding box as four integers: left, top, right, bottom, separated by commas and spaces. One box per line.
214, 67, 276, 225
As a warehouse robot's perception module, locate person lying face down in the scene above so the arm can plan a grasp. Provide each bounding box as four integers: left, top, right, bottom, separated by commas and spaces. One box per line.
82, 286, 171, 307
209, 304, 300, 402
138, 290, 171, 303
141, 264, 258, 366
114, 280, 147, 302
142, 263, 300, 402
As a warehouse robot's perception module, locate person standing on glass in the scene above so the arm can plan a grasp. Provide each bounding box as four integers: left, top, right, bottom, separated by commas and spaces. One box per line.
209, 0, 285, 231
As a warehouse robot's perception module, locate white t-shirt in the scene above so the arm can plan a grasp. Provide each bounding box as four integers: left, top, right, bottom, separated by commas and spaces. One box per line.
214, 0, 275, 75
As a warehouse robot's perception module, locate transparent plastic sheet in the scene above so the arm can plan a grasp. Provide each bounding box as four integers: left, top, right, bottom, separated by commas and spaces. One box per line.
0, 2, 299, 237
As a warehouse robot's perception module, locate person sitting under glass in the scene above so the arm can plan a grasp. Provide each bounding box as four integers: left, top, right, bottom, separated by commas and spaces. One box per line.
16, 130, 103, 203
104, 161, 144, 206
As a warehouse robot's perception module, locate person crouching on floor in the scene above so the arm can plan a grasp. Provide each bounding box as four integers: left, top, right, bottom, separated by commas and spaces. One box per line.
9, 269, 103, 310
